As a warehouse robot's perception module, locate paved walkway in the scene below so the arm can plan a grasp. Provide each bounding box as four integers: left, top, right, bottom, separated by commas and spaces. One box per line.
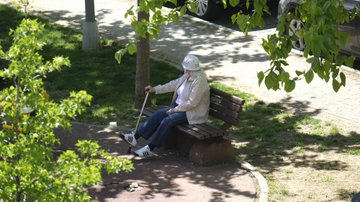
54, 122, 259, 202
4, 0, 358, 134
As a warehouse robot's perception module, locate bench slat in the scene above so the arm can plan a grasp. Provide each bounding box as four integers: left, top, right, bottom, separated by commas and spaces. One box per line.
192, 123, 227, 138
209, 109, 239, 126
180, 125, 206, 139
210, 94, 242, 112
176, 123, 226, 140
210, 101, 241, 120
209, 88, 244, 125
176, 124, 207, 139
210, 87, 245, 106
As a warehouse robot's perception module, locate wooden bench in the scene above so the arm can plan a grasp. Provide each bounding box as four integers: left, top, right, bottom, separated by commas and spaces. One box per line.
143, 86, 245, 165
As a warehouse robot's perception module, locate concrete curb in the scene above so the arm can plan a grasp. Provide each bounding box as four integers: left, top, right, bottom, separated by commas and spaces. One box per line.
238, 160, 269, 202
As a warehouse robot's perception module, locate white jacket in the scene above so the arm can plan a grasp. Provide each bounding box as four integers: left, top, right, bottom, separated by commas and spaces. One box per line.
154, 71, 210, 124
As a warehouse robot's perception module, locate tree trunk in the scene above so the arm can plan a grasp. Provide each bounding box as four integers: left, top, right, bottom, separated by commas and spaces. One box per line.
134, 0, 150, 109
82, 0, 100, 51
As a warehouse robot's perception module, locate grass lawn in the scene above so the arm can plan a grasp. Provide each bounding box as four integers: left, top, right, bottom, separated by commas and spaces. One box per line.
1, 4, 360, 202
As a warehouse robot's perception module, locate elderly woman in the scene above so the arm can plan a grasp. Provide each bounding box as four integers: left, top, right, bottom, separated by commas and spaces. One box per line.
123, 55, 210, 157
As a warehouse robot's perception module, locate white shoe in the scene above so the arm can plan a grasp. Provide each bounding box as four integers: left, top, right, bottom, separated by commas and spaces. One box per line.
121, 131, 137, 147
134, 145, 153, 157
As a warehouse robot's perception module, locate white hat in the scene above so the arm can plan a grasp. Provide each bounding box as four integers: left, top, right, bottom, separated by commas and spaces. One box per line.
182, 55, 200, 71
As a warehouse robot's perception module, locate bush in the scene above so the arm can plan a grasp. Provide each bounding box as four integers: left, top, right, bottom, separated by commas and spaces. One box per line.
0, 18, 133, 201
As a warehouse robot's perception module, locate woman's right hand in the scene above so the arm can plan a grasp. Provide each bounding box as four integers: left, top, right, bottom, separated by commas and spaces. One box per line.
145, 85, 155, 93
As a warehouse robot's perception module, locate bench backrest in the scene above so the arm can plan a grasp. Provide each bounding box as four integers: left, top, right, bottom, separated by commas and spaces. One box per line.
209, 87, 245, 128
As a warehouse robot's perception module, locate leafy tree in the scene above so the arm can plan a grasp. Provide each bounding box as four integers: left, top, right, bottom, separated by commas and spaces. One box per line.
10, 0, 31, 15
0, 19, 134, 201
116, 0, 360, 93
260, 0, 359, 92
115, 0, 197, 108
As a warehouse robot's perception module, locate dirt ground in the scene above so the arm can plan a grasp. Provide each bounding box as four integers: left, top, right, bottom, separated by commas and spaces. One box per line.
231, 124, 360, 202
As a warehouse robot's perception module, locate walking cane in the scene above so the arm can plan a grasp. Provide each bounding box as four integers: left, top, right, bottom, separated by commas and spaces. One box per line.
127, 92, 149, 154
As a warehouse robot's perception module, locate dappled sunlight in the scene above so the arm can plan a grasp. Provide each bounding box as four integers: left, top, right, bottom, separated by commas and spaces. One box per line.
229, 94, 360, 201
54, 123, 257, 202
24, 0, 262, 72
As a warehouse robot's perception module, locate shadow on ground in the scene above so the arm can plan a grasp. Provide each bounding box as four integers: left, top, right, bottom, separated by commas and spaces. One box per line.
231, 95, 360, 175
54, 123, 257, 202
31, 5, 269, 74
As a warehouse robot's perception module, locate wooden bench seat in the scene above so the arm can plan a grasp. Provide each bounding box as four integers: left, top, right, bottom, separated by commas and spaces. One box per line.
143, 86, 245, 165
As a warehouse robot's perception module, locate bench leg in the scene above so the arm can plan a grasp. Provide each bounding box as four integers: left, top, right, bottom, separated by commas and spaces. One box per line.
189, 137, 235, 166
163, 130, 195, 153
163, 131, 235, 166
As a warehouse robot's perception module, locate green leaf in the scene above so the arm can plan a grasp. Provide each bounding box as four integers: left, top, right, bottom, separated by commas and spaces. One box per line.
187, 1, 197, 13
305, 70, 314, 84
264, 75, 273, 90
295, 70, 303, 76
332, 68, 339, 78
317, 66, 324, 79
340, 72, 346, 86
221, 0, 227, 8
0, 46, 4, 57
307, 57, 319, 67
76, 140, 100, 157
257, 71, 265, 86
229, 0, 239, 7
279, 71, 290, 82
277, 16, 286, 34
124, 6, 134, 18
345, 56, 355, 67
284, 80, 296, 92
170, 11, 180, 22
324, 72, 330, 82
338, 32, 349, 46
168, 0, 177, 5
324, 60, 331, 72
264, 72, 278, 90
114, 49, 126, 64
231, 13, 237, 24
332, 79, 341, 92
280, 60, 289, 66
274, 60, 281, 68
180, 6, 187, 16
139, 0, 148, 11
127, 43, 137, 55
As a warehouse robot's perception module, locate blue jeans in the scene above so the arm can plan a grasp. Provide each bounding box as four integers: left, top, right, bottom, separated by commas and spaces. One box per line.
137, 104, 188, 149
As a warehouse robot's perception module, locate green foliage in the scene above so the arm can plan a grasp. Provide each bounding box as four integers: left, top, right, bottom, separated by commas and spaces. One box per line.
261, 0, 357, 92
0, 19, 133, 201
231, 0, 270, 34
10, 0, 31, 15
347, 147, 360, 155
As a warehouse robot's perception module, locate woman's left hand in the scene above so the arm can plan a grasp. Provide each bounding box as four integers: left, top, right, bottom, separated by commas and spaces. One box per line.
166, 108, 176, 115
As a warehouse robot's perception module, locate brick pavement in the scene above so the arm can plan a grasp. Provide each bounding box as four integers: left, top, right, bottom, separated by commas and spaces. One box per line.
54, 122, 258, 202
